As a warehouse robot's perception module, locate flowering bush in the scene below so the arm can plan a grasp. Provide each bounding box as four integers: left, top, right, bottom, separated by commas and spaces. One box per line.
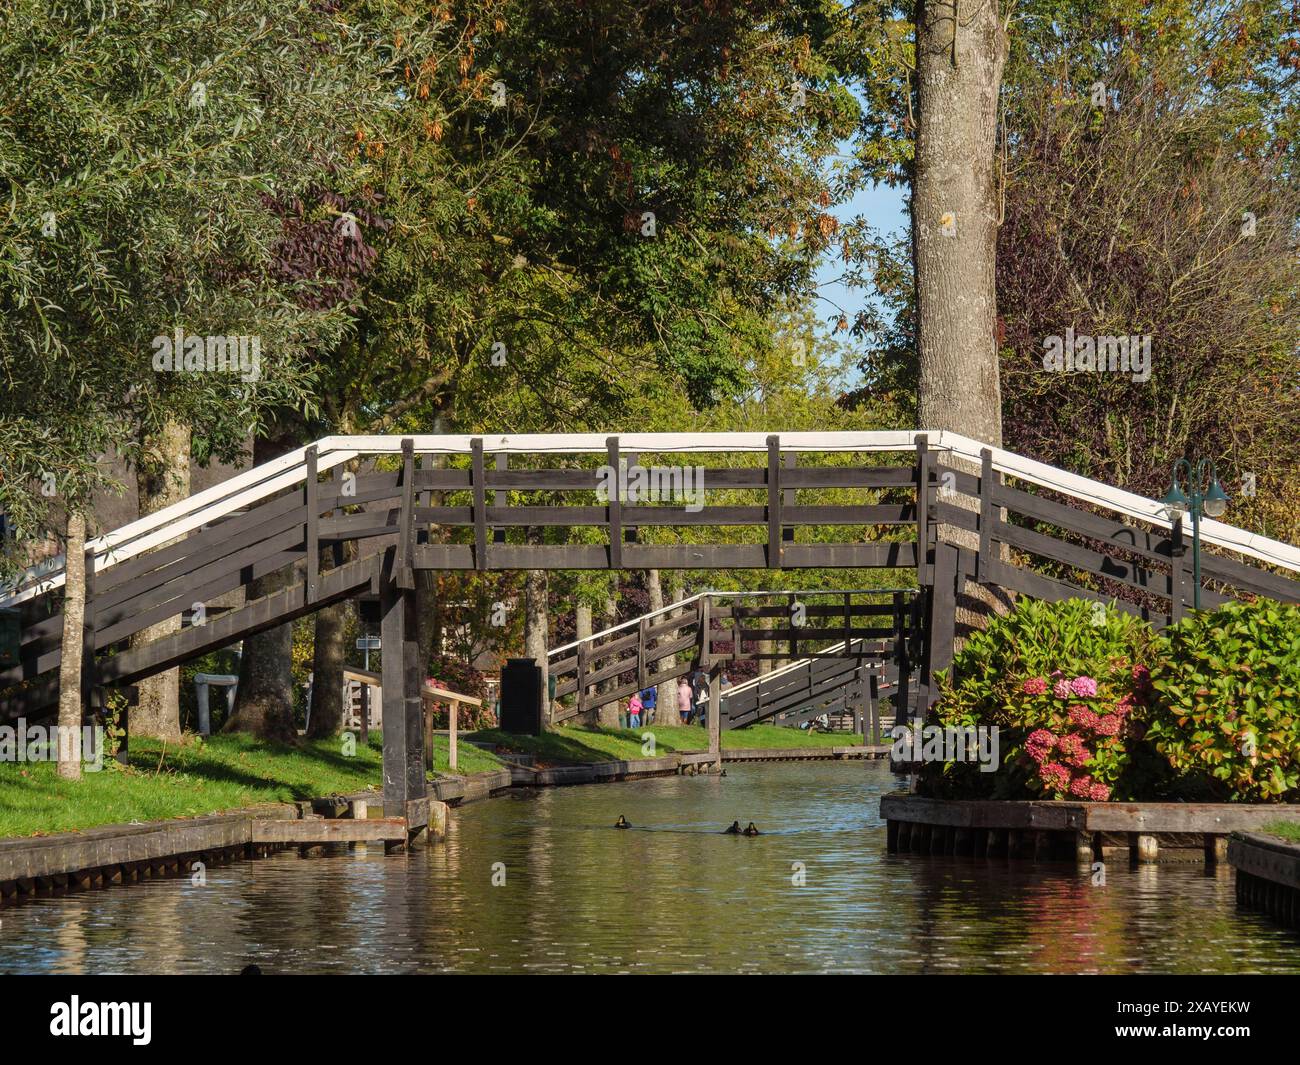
1145, 601, 1300, 801
923, 598, 1161, 800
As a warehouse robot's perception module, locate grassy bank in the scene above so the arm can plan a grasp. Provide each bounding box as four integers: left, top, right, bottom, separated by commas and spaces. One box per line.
470, 723, 860, 765
0, 732, 503, 839
0, 722, 844, 839
1263, 821, 1300, 843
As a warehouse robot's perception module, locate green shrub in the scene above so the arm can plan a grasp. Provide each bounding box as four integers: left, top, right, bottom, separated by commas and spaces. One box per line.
925, 598, 1161, 800
1146, 600, 1300, 801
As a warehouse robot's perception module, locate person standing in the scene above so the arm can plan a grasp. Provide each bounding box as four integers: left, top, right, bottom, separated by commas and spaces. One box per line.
640, 685, 658, 726
677, 676, 693, 725
627, 690, 644, 729
692, 670, 709, 727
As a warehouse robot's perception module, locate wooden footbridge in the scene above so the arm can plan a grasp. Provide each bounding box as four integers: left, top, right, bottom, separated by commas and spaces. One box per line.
3, 431, 1298, 838
546, 587, 922, 741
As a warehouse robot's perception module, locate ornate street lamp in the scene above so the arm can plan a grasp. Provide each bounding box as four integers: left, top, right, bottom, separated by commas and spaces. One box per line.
1160, 458, 1229, 611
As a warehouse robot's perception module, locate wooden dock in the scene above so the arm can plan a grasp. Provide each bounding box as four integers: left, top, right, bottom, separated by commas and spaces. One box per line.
0, 796, 428, 906
722, 745, 889, 761
1228, 831, 1300, 929
882, 793, 1300, 864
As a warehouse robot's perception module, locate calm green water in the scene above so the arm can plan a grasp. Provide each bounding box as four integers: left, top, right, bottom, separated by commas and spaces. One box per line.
2, 760, 1298, 974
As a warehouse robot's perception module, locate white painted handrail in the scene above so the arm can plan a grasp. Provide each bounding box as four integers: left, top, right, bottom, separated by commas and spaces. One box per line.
5, 430, 1297, 608
546, 587, 917, 660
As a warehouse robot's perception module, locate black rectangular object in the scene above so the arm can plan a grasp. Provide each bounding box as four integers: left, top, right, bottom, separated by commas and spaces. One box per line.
500, 657, 543, 734
0, 608, 19, 668
357, 597, 381, 625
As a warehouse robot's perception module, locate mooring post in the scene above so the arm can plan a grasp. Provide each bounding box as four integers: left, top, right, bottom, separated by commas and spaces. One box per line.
380, 548, 428, 849
449, 700, 458, 772
708, 664, 722, 767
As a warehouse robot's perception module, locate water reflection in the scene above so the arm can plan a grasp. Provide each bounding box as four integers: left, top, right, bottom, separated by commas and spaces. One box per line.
2, 761, 1297, 974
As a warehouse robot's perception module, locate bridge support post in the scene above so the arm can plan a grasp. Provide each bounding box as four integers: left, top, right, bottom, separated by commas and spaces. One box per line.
921, 541, 960, 712
380, 549, 428, 848
708, 666, 721, 767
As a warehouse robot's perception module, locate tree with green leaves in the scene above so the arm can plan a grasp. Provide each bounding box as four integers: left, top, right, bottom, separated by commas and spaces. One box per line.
996, 1, 1299, 538
0, 0, 446, 747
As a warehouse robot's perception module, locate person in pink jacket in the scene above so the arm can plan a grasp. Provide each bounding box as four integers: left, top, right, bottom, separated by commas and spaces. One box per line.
678, 677, 693, 724
627, 691, 643, 729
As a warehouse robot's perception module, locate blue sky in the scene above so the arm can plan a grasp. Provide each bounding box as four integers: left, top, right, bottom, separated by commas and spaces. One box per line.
812, 179, 908, 331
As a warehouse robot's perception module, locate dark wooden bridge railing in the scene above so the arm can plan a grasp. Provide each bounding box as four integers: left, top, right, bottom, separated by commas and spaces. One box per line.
3, 432, 1298, 728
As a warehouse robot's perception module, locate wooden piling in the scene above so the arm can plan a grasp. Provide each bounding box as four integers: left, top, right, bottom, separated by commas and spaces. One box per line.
1075, 832, 1095, 865
1133, 833, 1159, 863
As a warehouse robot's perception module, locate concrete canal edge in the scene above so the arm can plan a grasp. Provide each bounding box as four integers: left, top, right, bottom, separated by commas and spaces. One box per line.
881, 793, 1300, 865
1228, 831, 1300, 930
0, 745, 886, 906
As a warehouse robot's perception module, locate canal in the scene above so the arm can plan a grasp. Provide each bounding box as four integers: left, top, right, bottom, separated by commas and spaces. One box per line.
3, 760, 1298, 974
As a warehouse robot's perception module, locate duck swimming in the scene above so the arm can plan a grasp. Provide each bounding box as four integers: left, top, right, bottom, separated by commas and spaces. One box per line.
614, 815, 631, 829
723, 820, 741, 834
742, 822, 760, 836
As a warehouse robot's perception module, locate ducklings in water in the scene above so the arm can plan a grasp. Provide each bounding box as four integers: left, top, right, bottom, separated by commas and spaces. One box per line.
614, 815, 631, 829
723, 820, 742, 834
742, 822, 760, 836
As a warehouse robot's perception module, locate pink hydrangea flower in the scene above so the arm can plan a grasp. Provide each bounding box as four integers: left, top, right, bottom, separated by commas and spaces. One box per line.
1053, 678, 1073, 699
1070, 676, 1098, 698
1132, 664, 1151, 693
1093, 714, 1121, 737
1026, 728, 1056, 749
1058, 734, 1091, 767
1022, 677, 1048, 696
1040, 762, 1071, 792
1068, 774, 1094, 798
1088, 782, 1111, 802
1068, 706, 1099, 731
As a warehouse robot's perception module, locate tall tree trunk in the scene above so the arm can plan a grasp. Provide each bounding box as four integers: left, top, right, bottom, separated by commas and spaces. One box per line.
129, 418, 189, 741
914, 0, 1007, 447
523, 529, 550, 727
311, 452, 363, 738
645, 569, 668, 724
914, 0, 1013, 643
224, 432, 299, 742
306, 584, 346, 739
596, 596, 620, 729
574, 601, 592, 724
56, 510, 87, 781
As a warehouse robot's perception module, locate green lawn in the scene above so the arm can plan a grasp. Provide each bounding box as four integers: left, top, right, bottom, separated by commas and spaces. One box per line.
1262, 821, 1300, 843
0, 732, 503, 840
469, 722, 860, 766
0, 722, 845, 839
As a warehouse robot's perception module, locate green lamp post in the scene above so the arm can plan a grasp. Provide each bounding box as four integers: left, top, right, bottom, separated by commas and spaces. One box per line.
1160, 458, 1229, 611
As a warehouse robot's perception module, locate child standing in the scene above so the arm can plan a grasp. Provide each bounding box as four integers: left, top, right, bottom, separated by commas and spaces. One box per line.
627, 691, 643, 729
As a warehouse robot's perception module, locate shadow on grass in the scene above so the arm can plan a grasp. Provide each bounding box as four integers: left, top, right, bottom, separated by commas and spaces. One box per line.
118, 736, 381, 800
470, 725, 706, 766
